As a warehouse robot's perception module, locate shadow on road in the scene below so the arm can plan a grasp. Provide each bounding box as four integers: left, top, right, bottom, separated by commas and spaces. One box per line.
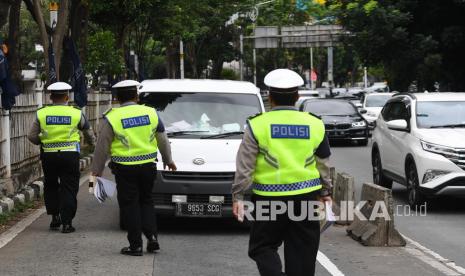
329, 140, 368, 148
392, 184, 465, 214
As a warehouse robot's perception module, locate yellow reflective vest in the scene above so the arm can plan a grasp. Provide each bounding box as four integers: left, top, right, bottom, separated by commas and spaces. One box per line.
105, 104, 159, 165
248, 109, 325, 196
37, 105, 82, 152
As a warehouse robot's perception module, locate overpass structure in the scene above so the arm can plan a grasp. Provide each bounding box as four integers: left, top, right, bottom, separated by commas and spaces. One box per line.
240, 24, 349, 89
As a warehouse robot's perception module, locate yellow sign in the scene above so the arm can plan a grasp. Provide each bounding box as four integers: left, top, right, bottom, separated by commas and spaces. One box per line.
49, 2, 59, 11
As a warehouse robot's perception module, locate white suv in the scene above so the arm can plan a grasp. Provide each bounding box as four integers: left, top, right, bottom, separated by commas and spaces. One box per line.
371, 92, 465, 207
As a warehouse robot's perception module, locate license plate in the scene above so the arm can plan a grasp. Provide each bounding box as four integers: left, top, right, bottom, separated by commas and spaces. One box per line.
176, 203, 222, 217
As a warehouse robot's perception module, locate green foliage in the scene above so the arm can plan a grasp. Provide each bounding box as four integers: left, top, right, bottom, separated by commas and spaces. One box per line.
330, 0, 465, 91
221, 68, 239, 80
85, 30, 124, 86
0, 200, 36, 226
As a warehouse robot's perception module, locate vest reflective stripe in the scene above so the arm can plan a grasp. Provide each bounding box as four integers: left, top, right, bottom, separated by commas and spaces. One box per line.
249, 110, 325, 196
37, 106, 82, 152
106, 104, 159, 165
253, 178, 321, 194
111, 152, 158, 163
42, 142, 79, 149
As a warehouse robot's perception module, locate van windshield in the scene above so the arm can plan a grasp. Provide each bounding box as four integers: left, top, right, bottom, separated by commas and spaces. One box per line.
139, 92, 261, 138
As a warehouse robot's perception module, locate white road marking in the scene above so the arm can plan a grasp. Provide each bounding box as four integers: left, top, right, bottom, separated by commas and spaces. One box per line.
403, 234, 465, 276
0, 177, 88, 249
317, 250, 345, 276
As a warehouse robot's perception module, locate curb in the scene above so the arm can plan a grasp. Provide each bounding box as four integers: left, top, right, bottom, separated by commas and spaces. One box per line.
0, 154, 93, 215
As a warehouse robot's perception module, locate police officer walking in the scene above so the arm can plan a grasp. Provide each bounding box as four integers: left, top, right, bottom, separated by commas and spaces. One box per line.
232, 69, 333, 276
91, 80, 176, 256
28, 82, 96, 233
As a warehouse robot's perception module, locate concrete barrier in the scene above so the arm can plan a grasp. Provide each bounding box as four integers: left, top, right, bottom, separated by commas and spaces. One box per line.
29, 181, 44, 198
332, 172, 355, 225
346, 183, 406, 246
21, 187, 35, 201
0, 197, 14, 213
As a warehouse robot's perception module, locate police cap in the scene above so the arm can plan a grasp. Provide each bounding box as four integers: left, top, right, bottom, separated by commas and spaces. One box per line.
112, 80, 141, 93
47, 82, 72, 94
264, 69, 304, 92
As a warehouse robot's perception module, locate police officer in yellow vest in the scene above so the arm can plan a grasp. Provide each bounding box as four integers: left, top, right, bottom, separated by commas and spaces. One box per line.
91, 80, 176, 256
28, 82, 95, 233
232, 69, 333, 276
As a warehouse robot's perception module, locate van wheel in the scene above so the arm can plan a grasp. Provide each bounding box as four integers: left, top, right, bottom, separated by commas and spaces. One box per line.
407, 161, 425, 208
372, 151, 392, 189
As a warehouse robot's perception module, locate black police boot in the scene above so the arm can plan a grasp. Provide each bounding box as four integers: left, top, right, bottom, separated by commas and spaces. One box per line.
147, 236, 160, 253
61, 224, 76, 234
49, 215, 61, 230
121, 246, 143, 256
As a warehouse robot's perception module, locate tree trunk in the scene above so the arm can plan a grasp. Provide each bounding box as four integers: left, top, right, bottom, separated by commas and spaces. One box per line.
211, 58, 224, 79
186, 42, 197, 78
0, 1, 12, 30
7, 0, 21, 84
51, 0, 70, 80
165, 42, 177, 79
32, 0, 50, 84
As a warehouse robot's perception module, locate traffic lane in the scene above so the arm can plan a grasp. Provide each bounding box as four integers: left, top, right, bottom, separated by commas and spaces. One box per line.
155, 217, 331, 276
0, 169, 155, 276
330, 142, 465, 267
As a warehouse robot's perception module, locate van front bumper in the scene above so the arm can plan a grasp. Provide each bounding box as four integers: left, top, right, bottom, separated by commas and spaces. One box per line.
153, 171, 241, 217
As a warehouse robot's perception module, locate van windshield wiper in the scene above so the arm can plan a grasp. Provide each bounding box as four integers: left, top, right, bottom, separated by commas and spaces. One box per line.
200, 131, 245, 139
429, 124, 465, 129
167, 131, 209, 137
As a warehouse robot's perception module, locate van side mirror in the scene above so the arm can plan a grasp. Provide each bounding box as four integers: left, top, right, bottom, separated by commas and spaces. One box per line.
386, 119, 408, 131
359, 109, 367, 114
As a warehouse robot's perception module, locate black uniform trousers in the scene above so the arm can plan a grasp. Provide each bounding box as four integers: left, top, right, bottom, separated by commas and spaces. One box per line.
248, 191, 321, 276
41, 151, 80, 224
111, 162, 157, 248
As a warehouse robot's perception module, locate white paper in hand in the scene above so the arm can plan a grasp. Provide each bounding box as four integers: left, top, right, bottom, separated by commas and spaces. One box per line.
93, 177, 116, 203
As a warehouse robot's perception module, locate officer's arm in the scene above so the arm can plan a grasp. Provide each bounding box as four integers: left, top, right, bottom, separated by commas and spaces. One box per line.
155, 118, 174, 165
315, 134, 332, 196
27, 118, 41, 145
232, 127, 258, 202
78, 113, 96, 146
91, 119, 113, 176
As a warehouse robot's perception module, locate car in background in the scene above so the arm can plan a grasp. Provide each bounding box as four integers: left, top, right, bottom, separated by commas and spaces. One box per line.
301, 98, 370, 146
360, 93, 394, 123
371, 92, 465, 207
295, 88, 320, 108
365, 82, 390, 93
138, 79, 265, 218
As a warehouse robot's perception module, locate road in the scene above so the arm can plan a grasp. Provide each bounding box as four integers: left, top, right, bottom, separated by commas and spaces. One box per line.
330, 141, 465, 268
0, 143, 463, 275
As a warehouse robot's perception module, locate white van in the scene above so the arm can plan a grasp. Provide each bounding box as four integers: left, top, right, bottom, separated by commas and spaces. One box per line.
138, 79, 265, 218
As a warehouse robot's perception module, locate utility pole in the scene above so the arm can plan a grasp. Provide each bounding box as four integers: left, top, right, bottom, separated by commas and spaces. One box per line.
364, 67, 368, 89
310, 47, 314, 90
239, 34, 244, 81
179, 39, 184, 79
327, 46, 334, 97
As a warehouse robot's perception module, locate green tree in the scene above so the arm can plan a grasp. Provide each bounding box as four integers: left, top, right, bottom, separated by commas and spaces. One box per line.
329, 0, 465, 91
85, 30, 124, 87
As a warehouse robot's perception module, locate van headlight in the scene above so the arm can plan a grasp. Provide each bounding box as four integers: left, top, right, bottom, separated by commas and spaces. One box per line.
422, 169, 450, 183
352, 121, 366, 128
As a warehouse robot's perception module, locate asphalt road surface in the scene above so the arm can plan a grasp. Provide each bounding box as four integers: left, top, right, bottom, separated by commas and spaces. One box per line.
330, 140, 465, 268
